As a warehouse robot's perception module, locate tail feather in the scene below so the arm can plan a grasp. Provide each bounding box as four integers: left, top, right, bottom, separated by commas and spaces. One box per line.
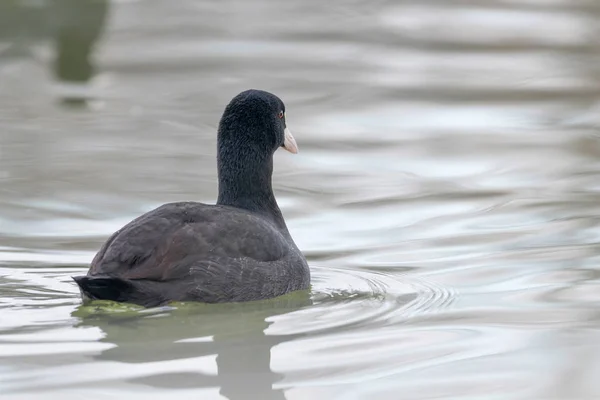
72, 275, 167, 307
72, 275, 133, 303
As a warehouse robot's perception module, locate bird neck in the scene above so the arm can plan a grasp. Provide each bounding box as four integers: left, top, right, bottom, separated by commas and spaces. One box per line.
216, 144, 288, 232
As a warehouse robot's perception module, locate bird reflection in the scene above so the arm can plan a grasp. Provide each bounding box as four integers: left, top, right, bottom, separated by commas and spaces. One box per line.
0, 0, 109, 106
52, 0, 108, 105
73, 292, 312, 400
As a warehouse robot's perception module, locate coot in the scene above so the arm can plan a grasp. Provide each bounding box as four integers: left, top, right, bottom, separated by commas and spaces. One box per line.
73, 89, 310, 307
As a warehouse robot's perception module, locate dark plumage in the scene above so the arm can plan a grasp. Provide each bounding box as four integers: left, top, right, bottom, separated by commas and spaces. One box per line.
73, 89, 310, 307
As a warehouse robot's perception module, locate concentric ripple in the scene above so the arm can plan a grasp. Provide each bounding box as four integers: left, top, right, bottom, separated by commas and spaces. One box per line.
268, 265, 455, 336
0, 250, 458, 397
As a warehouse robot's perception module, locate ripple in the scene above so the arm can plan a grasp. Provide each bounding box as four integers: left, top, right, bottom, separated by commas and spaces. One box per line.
266, 265, 456, 337
0, 255, 462, 396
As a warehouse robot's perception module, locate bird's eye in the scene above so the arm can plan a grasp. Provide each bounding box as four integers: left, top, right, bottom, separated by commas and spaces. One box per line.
278, 111, 284, 119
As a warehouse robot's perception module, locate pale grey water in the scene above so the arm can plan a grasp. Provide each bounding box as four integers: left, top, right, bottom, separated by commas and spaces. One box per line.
1, 0, 600, 399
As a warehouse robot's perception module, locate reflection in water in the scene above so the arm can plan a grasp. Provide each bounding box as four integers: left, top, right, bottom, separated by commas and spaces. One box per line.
52, 0, 108, 104
74, 292, 312, 400
0, 0, 108, 105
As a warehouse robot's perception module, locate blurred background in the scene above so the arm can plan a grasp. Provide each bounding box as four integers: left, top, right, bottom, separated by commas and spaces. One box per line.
1, 0, 600, 399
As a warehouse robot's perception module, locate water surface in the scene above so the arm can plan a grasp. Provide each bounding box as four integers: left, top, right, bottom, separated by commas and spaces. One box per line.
1, 0, 600, 399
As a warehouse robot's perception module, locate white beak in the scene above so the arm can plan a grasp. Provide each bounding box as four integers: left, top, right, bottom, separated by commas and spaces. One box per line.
283, 127, 298, 154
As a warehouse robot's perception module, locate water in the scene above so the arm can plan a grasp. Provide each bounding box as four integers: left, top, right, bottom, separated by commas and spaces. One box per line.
1, 0, 600, 398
